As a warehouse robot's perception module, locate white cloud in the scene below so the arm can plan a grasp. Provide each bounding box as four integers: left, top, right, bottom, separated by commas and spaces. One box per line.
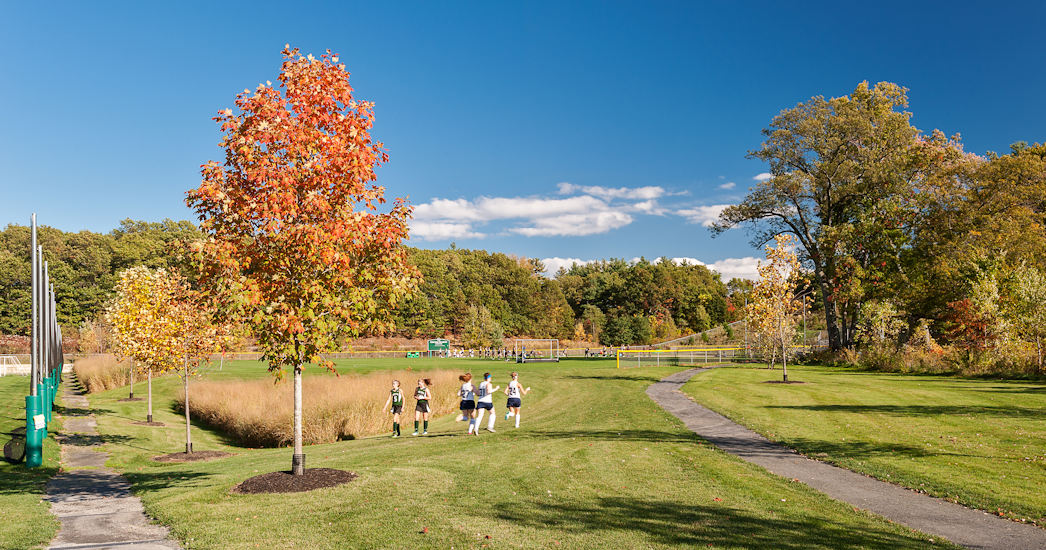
539, 255, 761, 280
410, 182, 681, 240
540, 257, 592, 275
511, 210, 633, 237
410, 221, 485, 240
754, 172, 772, 182
704, 257, 761, 281
557, 182, 666, 200
718, 181, 736, 190
677, 204, 730, 227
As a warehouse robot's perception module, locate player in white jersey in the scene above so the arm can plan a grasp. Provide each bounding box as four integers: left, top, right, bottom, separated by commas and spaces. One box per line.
503, 371, 531, 428
475, 372, 500, 432
458, 373, 478, 435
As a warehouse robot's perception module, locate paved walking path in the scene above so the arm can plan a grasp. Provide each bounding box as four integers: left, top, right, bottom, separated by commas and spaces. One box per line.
648, 368, 1046, 550
45, 378, 181, 550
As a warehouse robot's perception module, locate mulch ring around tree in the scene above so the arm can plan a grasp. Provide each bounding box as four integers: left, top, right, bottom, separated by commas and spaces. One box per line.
763, 380, 807, 384
131, 420, 166, 426
153, 450, 234, 463
117, 397, 144, 402
231, 468, 358, 494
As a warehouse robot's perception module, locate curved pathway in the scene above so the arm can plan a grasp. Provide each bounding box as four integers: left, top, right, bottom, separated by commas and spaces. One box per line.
648, 367, 1046, 550
45, 377, 181, 550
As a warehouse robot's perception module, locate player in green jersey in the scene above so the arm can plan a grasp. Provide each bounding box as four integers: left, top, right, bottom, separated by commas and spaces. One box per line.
382, 379, 404, 437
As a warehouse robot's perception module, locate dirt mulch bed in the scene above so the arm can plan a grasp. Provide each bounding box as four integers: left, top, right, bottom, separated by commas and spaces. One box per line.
763, 380, 807, 384
153, 450, 233, 463
231, 468, 357, 494
131, 420, 166, 426
117, 397, 144, 402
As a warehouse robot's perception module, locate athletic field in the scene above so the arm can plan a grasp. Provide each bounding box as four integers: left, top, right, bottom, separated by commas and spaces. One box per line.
6, 357, 950, 549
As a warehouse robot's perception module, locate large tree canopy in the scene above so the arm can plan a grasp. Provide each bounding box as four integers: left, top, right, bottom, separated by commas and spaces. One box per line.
714, 81, 974, 350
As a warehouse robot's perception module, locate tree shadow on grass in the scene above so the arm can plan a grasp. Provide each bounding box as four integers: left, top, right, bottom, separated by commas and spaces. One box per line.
495, 496, 927, 549
55, 432, 136, 447
764, 404, 1043, 419
513, 428, 706, 444
54, 404, 112, 416
563, 374, 664, 382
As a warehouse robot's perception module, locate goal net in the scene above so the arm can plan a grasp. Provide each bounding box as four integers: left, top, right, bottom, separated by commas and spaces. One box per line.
514, 339, 560, 363
616, 348, 739, 368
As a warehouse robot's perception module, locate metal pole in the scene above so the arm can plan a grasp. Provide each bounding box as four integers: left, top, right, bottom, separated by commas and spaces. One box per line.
30, 215, 38, 395
43, 262, 50, 380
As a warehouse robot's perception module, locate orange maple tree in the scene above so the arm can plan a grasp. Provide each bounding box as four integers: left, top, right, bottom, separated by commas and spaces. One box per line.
186, 45, 418, 475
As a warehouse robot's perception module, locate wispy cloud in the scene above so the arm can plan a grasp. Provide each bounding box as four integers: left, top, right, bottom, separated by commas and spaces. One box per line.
753, 172, 772, 182
409, 183, 677, 241
718, 181, 736, 190
676, 204, 730, 227
557, 182, 666, 200
539, 255, 761, 280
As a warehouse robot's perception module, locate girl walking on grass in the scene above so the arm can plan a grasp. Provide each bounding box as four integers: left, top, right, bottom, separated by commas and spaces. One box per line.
382, 380, 404, 437
413, 378, 433, 435
459, 373, 478, 435
504, 372, 531, 428
475, 372, 499, 432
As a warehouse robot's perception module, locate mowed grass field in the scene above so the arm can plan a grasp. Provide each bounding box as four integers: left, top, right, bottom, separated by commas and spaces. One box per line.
683, 364, 1046, 524
76, 357, 953, 549
0, 374, 61, 549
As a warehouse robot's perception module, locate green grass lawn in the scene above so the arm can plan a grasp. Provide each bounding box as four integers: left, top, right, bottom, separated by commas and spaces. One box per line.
0, 374, 62, 550
683, 364, 1046, 524
77, 357, 952, 549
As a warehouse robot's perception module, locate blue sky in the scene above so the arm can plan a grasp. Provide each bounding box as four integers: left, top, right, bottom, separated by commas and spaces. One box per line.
2, 1, 1044, 279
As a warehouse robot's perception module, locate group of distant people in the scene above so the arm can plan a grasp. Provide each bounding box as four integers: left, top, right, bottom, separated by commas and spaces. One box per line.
381, 371, 531, 437
582, 347, 614, 357
434, 348, 543, 360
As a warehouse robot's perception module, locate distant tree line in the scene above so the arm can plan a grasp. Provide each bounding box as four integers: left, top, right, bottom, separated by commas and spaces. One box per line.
0, 223, 732, 347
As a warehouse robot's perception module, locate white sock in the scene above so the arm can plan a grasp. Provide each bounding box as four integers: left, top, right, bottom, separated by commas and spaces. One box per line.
515, 412, 520, 428
476, 409, 485, 427
488, 409, 496, 430
468, 419, 475, 433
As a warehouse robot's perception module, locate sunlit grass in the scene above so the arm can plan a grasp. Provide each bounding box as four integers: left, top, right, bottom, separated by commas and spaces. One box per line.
683, 364, 1046, 524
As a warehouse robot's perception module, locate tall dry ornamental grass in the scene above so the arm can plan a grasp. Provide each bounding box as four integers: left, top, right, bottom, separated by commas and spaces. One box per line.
180, 369, 461, 447
73, 354, 134, 393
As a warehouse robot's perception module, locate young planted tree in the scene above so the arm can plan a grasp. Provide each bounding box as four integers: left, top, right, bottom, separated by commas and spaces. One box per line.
747, 235, 801, 381
186, 46, 418, 475
105, 266, 183, 422
171, 289, 222, 454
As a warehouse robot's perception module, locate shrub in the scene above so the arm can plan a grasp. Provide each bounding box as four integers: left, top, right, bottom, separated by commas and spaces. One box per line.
179, 369, 461, 447
73, 354, 134, 393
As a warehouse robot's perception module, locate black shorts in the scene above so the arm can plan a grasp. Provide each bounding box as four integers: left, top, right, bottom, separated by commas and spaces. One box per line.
460, 400, 476, 410
415, 401, 430, 413
391, 404, 403, 414
476, 401, 493, 410
507, 397, 522, 408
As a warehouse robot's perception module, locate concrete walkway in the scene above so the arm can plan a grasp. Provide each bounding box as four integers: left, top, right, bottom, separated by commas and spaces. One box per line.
45, 379, 181, 550
648, 368, 1046, 550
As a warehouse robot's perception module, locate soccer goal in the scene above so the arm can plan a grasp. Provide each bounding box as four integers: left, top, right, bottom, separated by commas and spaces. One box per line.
514, 339, 560, 363
0, 355, 29, 377
616, 347, 740, 368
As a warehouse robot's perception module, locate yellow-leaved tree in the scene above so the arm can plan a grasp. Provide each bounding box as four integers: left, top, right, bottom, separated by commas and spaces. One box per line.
746, 234, 802, 382
105, 266, 184, 423
171, 288, 223, 454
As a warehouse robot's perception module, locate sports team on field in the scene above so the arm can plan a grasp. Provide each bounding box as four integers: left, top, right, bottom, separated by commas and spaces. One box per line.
382, 372, 531, 437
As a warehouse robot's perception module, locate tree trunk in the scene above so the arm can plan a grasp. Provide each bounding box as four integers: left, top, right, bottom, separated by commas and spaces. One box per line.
184, 356, 192, 454
146, 369, 153, 423
128, 361, 135, 399
1037, 335, 1042, 375
291, 364, 304, 475
781, 312, 788, 383
815, 268, 843, 351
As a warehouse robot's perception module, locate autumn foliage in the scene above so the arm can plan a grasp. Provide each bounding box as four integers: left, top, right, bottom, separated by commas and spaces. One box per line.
185, 46, 418, 473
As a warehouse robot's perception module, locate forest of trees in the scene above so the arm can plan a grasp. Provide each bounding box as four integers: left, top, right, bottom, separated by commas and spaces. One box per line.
0, 222, 731, 348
